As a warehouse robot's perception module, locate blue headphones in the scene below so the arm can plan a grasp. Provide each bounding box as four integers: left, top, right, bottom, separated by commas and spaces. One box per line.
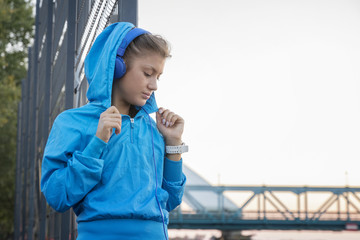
114, 27, 150, 79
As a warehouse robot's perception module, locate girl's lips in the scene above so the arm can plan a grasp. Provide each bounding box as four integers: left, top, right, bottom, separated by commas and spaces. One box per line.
142, 92, 151, 99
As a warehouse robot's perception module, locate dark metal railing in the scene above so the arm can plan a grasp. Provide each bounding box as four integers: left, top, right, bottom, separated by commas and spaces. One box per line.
169, 185, 360, 231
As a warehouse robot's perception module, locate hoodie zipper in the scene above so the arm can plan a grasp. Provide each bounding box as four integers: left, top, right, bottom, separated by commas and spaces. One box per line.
130, 118, 134, 143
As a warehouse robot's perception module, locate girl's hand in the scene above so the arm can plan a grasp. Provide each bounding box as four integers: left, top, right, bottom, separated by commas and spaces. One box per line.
156, 107, 184, 146
96, 106, 122, 143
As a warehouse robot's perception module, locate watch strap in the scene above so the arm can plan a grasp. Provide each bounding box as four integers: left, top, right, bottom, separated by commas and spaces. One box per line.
166, 142, 189, 154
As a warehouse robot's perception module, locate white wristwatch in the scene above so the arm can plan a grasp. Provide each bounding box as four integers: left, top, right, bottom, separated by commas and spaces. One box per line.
166, 142, 189, 154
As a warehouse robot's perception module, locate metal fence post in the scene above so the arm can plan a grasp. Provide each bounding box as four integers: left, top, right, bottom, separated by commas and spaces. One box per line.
65, 0, 76, 111
39, 1, 54, 239
27, 0, 41, 238
118, 0, 138, 26
60, 0, 77, 239
14, 92, 23, 240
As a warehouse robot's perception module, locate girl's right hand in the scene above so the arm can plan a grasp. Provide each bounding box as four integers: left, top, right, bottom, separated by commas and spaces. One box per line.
96, 106, 122, 143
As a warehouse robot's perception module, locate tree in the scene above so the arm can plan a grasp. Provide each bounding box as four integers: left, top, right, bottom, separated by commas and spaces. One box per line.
0, 0, 33, 239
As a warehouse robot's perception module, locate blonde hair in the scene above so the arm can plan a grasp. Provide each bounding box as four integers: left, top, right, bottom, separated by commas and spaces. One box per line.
123, 34, 171, 69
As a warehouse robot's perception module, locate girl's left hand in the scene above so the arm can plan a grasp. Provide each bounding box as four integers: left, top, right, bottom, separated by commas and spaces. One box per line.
156, 107, 184, 145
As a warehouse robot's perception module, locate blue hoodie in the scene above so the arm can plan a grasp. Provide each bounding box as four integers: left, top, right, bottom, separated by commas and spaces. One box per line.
40, 22, 186, 239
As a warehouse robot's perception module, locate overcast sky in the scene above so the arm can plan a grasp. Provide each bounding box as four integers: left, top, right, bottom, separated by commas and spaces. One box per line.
138, 0, 360, 188
138, 2, 360, 238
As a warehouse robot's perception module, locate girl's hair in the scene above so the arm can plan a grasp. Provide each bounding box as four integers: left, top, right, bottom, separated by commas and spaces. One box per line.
123, 34, 171, 69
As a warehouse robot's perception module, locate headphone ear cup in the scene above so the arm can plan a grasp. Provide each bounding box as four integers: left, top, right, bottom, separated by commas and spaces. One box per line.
114, 56, 126, 79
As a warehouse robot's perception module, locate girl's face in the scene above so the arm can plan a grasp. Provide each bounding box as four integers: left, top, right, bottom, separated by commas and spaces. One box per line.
113, 53, 165, 107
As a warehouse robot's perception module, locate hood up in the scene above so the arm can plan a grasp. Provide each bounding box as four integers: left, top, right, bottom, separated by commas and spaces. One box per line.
84, 22, 158, 114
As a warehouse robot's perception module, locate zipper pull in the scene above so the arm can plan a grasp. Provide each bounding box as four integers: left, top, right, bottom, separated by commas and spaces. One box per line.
130, 118, 134, 128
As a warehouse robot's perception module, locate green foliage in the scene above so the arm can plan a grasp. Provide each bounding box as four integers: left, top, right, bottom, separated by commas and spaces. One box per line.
0, 76, 20, 239
0, 0, 33, 85
0, 0, 34, 239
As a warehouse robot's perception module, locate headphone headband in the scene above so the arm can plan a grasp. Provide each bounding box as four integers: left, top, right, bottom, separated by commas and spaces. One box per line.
117, 27, 150, 57
114, 27, 150, 79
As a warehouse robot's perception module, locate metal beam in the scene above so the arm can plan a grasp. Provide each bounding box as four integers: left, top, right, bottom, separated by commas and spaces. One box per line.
27, 0, 40, 233
185, 185, 360, 192
65, 0, 76, 110
60, 1, 77, 239
14, 95, 22, 240
118, 0, 138, 26
171, 185, 360, 231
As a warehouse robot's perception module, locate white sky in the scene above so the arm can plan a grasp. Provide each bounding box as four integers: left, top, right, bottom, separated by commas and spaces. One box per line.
139, 0, 360, 187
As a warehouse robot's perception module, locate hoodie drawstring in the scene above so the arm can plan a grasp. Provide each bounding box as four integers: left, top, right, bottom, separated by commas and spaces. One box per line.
143, 108, 168, 240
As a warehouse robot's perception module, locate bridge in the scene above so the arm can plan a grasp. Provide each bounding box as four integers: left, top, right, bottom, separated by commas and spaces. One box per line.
168, 166, 360, 231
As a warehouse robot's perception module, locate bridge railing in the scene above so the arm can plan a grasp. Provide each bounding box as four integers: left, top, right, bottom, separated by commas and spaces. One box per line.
172, 210, 360, 221
169, 185, 360, 231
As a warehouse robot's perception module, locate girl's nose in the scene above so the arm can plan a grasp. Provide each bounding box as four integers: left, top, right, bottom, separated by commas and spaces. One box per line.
148, 78, 158, 91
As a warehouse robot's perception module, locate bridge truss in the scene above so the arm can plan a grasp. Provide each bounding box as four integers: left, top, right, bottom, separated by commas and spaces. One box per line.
169, 185, 360, 231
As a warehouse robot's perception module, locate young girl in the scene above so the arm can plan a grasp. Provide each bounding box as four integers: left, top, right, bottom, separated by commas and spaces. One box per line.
41, 22, 187, 239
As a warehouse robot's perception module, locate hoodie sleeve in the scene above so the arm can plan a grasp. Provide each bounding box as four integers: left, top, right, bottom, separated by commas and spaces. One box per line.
40, 113, 107, 213
162, 157, 187, 212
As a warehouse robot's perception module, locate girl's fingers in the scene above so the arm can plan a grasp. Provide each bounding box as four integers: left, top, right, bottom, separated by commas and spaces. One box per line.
161, 111, 175, 127
164, 112, 175, 127
104, 121, 121, 134
103, 118, 122, 125
107, 106, 120, 114
103, 119, 121, 127
102, 117, 121, 132
97, 106, 122, 142
158, 108, 183, 127
101, 112, 121, 118
169, 115, 179, 126
159, 108, 170, 119
105, 113, 122, 119
156, 111, 162, 125
158, 108, 171, 126
115, 124, 121, 134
